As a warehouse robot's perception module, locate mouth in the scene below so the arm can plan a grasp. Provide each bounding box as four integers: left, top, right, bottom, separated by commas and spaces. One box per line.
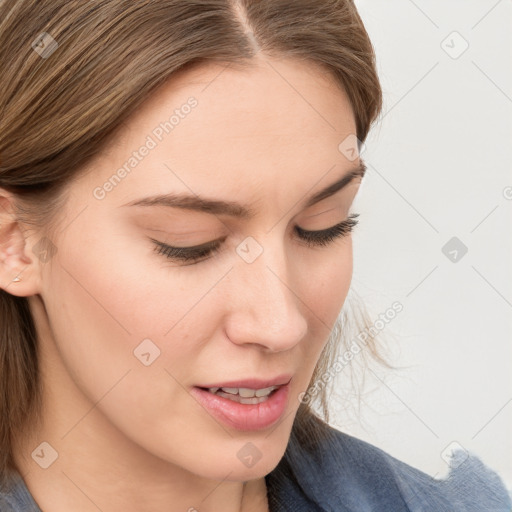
196, 385, 280, 405
190, 376, 292, 431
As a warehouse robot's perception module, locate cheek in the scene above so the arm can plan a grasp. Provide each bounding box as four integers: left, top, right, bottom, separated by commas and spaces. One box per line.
303, 240, 353, 323
41, 229, 223, 456
41, 225, 183, 395
42, 218, 235, 400
291, 241, 353, 370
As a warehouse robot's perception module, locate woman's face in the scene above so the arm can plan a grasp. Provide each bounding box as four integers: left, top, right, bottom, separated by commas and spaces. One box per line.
30, 57, 363, 481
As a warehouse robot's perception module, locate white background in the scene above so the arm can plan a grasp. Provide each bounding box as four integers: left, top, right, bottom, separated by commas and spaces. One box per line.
331, 0, 512, 490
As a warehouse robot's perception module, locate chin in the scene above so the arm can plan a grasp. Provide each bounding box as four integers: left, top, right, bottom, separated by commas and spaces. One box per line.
172, 437, 289, 483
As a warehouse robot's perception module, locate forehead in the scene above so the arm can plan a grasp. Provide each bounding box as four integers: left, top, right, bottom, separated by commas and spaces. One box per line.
77, 58, 358, 211
111, 56, 355, 154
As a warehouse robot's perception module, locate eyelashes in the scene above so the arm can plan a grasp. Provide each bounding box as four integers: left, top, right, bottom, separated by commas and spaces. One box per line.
151, 213, 359, 265
295, 213, 359, 247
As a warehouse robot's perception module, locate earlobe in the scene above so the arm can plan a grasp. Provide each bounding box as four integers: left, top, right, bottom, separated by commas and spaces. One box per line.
0, 191, 42, 297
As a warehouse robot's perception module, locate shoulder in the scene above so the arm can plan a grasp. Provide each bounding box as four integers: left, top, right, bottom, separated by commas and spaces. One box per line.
0, 470, 41, 512
266, 415, 512, 512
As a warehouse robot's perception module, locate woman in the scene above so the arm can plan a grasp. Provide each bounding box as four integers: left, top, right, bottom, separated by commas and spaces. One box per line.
0, 1, 509, 511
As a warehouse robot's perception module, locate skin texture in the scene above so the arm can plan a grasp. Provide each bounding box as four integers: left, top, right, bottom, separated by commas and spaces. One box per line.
0, 56, 362, 511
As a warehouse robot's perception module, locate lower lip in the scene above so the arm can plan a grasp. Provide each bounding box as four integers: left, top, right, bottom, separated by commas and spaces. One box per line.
190, 384, 289, 431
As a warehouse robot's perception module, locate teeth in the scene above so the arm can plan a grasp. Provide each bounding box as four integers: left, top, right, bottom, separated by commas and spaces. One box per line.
256, 386, 276, 397
215, 392, 270, 405
239, 388, 256, 398
220, 387, 238, 395
207, 386, 278, 399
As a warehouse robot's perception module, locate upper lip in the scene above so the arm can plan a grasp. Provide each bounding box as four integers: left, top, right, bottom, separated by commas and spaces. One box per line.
196, 374, 292, 390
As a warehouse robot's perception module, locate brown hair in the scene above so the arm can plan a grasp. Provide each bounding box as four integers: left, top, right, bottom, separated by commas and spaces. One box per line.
0, 0, 383, 485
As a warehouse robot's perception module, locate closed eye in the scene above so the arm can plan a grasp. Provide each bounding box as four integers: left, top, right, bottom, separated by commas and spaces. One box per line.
151, 213, 359, 265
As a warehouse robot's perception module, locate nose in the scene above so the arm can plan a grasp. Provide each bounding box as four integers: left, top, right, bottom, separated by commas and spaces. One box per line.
223, 240, 308, 353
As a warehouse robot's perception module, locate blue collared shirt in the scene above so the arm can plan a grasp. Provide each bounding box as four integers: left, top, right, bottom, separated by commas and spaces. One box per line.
265, 417, 511, 511
1, 418, 510, 511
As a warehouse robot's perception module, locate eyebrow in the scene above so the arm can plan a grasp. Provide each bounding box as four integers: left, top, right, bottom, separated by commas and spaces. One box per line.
122, 161, 366, 219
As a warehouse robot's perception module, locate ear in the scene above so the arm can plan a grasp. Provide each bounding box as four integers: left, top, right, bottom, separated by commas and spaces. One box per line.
0, 189, 43, 297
